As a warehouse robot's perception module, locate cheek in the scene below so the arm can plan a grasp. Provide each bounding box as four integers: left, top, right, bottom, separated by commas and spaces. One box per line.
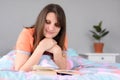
44, 25, 47, 30
43, 27, 46, 35
57, 28, 61, 34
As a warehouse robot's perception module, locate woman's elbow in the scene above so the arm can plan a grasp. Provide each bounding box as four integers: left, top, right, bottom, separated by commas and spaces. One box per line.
14, 65, 26, 72
14, 65, 21, 71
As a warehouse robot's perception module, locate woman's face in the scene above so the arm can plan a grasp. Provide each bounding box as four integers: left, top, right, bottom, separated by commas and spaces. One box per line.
43, 12, 61, 38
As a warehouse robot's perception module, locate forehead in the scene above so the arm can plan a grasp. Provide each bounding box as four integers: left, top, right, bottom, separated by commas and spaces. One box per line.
46, 12, 57, 20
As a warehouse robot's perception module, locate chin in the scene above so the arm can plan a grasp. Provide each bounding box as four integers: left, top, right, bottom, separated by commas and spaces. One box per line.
45, 36, 54, 38
45, 34, 56, 38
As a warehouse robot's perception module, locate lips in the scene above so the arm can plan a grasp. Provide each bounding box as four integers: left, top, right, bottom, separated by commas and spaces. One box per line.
46, 29, 55, 35
44, 29, 56, 38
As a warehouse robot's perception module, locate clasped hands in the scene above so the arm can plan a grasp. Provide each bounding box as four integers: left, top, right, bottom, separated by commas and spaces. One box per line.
38, 38, 62, 55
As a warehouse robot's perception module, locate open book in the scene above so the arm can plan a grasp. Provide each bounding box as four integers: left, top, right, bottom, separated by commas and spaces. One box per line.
32, 65, 79, 75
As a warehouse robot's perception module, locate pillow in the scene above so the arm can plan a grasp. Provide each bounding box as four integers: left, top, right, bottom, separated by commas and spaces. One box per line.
0, 50, 15, 70
66, 48, 80, 69
67, 48, 79, 57
0, 49, 80, 70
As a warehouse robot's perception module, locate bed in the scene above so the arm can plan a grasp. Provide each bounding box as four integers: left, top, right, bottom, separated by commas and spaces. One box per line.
0, 49, 120, 80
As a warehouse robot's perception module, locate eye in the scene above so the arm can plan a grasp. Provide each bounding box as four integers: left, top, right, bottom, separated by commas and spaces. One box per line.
55, 23, 60, 27
45, 20, 51, 24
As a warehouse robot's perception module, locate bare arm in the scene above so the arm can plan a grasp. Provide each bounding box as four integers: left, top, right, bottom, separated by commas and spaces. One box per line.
15, 51, 30, 71
15, 38, 56, 72
15, 45, 45, 71
19, 46, 45, 71
48, 45, 67, 69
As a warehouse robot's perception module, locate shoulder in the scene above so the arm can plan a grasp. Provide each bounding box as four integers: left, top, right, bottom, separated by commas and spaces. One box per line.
21, 27, 34, 36
16, 27, 35, 44
16, 28, 35, 52
17, 27, 35, 43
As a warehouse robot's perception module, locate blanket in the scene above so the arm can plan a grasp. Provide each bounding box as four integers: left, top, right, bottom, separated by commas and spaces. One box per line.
0, 49, 120, 80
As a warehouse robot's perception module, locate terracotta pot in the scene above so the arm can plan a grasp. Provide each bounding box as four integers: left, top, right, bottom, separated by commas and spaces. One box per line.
94, 43, 104, 53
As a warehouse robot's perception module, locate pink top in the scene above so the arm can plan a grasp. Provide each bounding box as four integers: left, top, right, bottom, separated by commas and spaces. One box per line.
15, 28, 68, 53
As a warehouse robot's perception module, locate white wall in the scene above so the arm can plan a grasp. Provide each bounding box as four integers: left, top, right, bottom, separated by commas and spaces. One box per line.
0, 0, 120, 56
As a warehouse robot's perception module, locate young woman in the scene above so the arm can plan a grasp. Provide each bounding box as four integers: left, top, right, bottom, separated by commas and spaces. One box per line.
14, 3, 69, 71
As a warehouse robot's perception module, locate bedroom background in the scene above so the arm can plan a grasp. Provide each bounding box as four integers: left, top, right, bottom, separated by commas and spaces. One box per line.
0, 0, 120, 56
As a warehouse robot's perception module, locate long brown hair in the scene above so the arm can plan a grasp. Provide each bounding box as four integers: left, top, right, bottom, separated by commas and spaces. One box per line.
29, 4, 66, 52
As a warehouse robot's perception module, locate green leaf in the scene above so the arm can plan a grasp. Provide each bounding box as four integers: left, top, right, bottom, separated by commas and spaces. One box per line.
90, 21, 109, 41
93, 25, 101, 32
99, 21, 102, 28
100, 29, 106, 33
101, 31, 109, 38
93, 35, 101, 40
90, 31, 97, 35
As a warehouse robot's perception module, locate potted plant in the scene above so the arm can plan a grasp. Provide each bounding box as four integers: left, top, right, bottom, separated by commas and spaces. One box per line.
90, 21, 109, 53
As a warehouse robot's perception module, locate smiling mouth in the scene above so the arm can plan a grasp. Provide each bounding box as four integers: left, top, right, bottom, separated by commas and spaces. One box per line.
46, 30, 54, 34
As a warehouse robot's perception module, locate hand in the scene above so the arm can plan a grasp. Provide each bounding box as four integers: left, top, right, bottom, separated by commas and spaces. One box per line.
47, 44, 62, 55
47, 45, 67, 69
38, 38, 57, 51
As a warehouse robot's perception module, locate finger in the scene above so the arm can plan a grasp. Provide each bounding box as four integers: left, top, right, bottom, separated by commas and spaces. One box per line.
47, 43, 56, 51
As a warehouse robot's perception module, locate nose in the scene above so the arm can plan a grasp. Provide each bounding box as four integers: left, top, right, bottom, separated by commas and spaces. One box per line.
48, 24, 55, 31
